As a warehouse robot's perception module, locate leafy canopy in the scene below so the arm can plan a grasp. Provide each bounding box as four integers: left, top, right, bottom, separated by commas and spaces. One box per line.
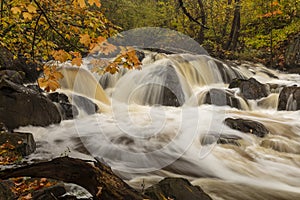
0, 0, 141, 91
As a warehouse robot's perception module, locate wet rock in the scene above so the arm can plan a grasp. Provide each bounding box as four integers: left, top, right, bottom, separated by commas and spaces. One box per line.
47, 92, 79, 120
72, 95, 99, 114
201, 134, 241, 146
277, 86, 300, 111
204, 88, 246, 109
224, 118, 269, 138
145, 177, 212, 200
229, 78, 269, 100
0, 78, 61, 130
26, 84, 44, 93
0, 131, 36, 156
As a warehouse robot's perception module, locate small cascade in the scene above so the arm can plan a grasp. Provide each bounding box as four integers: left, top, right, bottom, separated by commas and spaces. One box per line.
58, 67, 110, 105
109, 53, 252, 106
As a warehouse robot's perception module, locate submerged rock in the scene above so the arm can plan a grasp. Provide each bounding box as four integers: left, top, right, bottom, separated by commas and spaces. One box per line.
229, 78, 269, 100
0, 78, 61, 130
224, 118, 269, 138
201, 134, 241, 146
72, 94, 99, 114
277, 86, 300, 111
204, 88, 247, 109
145, 177, 212, 200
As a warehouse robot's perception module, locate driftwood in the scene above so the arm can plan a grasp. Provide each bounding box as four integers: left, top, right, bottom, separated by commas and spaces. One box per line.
0, 157, 146, 200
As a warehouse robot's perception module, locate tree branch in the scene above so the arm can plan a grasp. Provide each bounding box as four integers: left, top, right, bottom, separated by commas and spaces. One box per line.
177, 0, 209, 29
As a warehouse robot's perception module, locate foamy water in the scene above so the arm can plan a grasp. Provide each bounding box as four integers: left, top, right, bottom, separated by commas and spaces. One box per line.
17, 53, 300, 199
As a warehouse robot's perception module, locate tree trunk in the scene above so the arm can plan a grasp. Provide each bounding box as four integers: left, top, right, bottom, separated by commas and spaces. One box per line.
196, 0, 206, 44
0, 157, 146, 200
225, 0, 241, 50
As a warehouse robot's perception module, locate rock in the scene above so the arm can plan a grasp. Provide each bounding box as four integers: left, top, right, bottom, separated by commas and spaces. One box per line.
0, 78, 61, 130
32, 183, 66, 200
26, 84, 44, 93
0, 70, 25, 84
0, 181, 16, 199
201, 134, 241, 146
229, 78, 269, 100
72, 95, 99, 114
47, 92, 79, 120
224, 118, 269, 138
204, 88, 247, 109
145, 177, 212, 200
0, 122, 8, 133
277, 86, 300, 111
0, 46, 40, 83
285, 33, 300, 69
0, 132, 36, 156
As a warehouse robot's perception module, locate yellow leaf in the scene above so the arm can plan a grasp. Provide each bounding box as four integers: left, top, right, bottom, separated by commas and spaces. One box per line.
11, 7, 22, 14
88, 0, 101, 7
78, 0, 86, 8
23, 12, 33, 20
26, 4, 37, 13
79, 34, 91, 47
71, 57, 83, 66
52, 71, 64, 79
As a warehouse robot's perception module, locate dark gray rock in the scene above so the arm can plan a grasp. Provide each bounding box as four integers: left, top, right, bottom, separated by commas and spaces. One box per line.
72, 95, 99, 114
0, 46, 40, 83
204, 88, 246, 109
32, 183, 66, 200
0, 70, 25, 84
145, 177, 212, 200
47, 92, 79, 120
0, 131, 36, 156
229, 78, 269, 100
0, 78, 61, 130
278, 86, 300, 111
224, 118, 269, 138
201, 134, 241, 146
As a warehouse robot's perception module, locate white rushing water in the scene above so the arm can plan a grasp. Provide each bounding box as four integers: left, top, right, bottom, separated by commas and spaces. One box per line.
18, 53, 300, 199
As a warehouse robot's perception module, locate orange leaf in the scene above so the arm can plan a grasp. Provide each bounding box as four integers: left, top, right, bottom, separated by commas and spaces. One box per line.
88, 0, 101, 7
52, 50, 71, 63
78, 0, 86, 8
72, 57, 83, 66
79, 34, 91, 47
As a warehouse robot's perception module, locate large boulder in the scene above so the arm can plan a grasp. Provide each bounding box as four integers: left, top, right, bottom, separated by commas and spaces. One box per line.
145, 177, 212, 200
0, 78, 61, 130
277, 86, 300, 111
204, 88, 247, 110
224, 118, 269, 138
229, 78, 269, 100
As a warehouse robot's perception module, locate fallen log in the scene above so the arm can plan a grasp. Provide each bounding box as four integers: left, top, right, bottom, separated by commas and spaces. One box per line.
0, 157, 146, 200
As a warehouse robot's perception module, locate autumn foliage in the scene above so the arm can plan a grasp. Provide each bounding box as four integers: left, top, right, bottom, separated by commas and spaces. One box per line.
0, 0, 141, 91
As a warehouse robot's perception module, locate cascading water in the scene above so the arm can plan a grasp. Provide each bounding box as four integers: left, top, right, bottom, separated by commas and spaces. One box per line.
17, 52, 300, 199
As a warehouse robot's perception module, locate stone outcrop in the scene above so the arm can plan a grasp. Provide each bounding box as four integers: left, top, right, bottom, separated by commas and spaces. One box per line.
224, 118, 269, 138
0, 78, 61, 130
145, 177, 212, 200
204, 88, 247, 109
229, 78, 269, 100
277, 86, 300, 111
